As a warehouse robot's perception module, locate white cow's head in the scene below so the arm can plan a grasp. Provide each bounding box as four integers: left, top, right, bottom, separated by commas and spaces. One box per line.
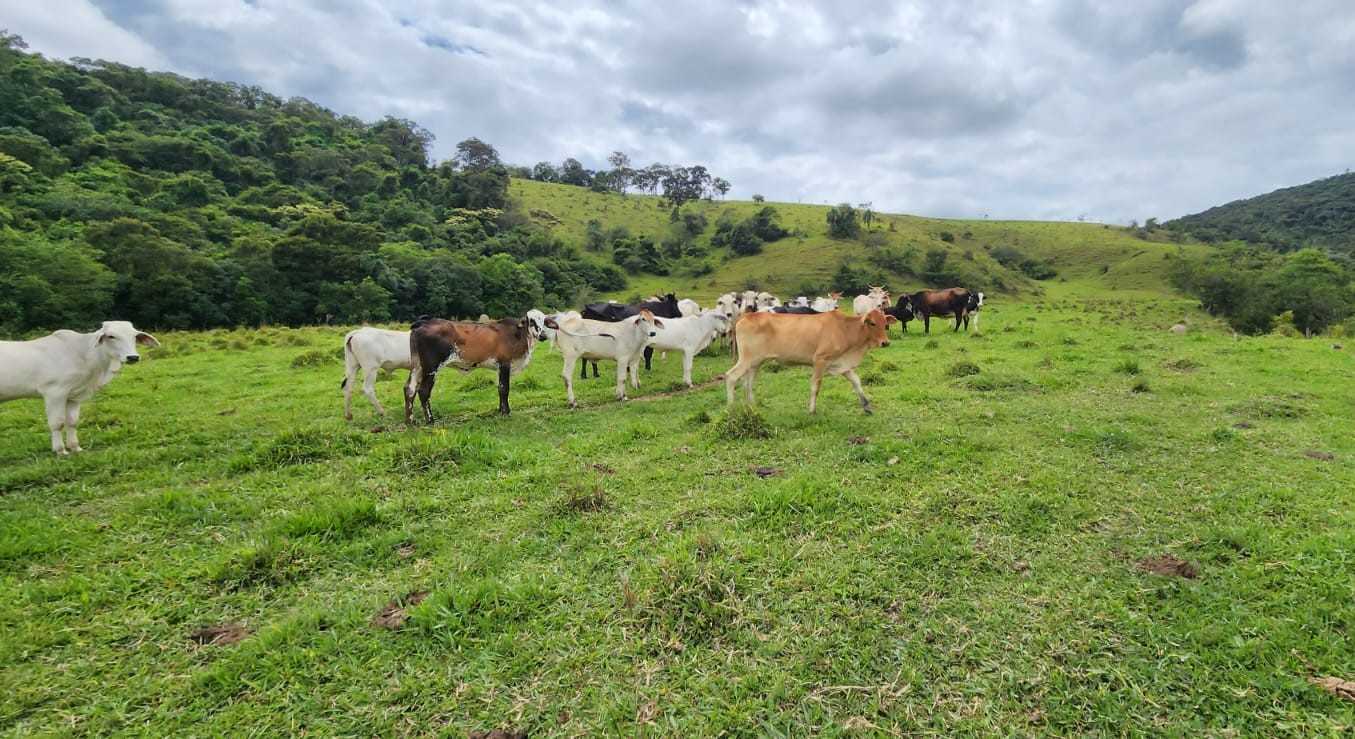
525, 309, 552, 341
96, 321, 159, 366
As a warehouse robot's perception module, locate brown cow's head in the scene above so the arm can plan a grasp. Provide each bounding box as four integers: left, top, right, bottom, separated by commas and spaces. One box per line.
861, 309, 896, 348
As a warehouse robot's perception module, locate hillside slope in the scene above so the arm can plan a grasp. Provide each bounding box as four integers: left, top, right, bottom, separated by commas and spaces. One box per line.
1166, 172, 1355, 253
513, 179, 1203, 302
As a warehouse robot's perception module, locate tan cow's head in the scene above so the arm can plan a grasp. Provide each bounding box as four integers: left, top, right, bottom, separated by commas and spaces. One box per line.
860, 309, 896, 348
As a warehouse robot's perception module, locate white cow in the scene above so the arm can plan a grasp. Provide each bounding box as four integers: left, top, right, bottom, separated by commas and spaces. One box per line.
715, 293, 740, 321
852, 286, 890, 316
739, 290, 759, 313
647, 310, 731, 387
756, 292, 782, 311
544, 310, 664, 408
0, 321, 160, 455
342, 327, 412, 420
811, 292, 843, 312
678, 298, 701, 317
788, 296, 811, 308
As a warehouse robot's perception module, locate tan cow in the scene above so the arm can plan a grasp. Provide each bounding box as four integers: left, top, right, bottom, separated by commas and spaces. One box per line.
725, 308, 895, 414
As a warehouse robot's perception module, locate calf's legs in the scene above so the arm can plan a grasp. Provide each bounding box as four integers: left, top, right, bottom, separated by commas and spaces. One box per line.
843, 369, 872, 414
562, 356, 579, 408
362, 369, 385, 417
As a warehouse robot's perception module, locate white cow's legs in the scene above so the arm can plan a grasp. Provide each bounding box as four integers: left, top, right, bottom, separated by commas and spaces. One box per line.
615, 359, 629, 400
562, 356, 578, 408
64, 401, 83, 452
682, 351, 695, 387
362, 369, 385, 416
43, 394, 68, 455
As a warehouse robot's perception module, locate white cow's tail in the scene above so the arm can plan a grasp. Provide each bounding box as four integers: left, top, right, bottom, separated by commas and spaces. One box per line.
341, 334, 357, 389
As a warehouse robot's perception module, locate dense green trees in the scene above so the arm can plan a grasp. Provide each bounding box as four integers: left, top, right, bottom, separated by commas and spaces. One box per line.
0, 36, 624, 332
826, 203, 860, 239
1166, 172, 1355, 253
1173, 246, 1355, 335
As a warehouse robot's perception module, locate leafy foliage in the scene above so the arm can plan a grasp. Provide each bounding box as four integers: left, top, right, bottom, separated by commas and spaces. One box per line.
1172, 245, 1355, 335
1166, 172, 1355, 252
0, 39, 622, 331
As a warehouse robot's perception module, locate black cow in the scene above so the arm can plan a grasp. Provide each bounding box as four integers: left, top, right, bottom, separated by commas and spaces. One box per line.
579, 293, 682, 377
882, 296, 915, 332
770, 305, 818, 314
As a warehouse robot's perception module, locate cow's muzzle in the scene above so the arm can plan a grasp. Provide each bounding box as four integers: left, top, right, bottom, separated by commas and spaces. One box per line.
879, 340, 890, 348
124, 355, 141, 364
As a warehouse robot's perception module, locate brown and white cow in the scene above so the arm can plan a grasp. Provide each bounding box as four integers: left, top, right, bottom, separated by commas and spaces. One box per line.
908, 288, 979, 333
725, 309, 895, 414
403, 311, 549, 423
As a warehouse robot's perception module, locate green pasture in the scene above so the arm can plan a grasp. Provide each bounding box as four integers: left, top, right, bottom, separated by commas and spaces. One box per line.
1, 295, 1353, 735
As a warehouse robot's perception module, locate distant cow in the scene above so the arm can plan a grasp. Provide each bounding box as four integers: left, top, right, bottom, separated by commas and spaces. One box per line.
756, 292, 781, 311
0, 320, 160, 454
725, 309, 895, 414
715, 293, 740, 321
964, 291, 985, 333
909, 288, 980, 333
810, 292, 843, 312
882, 296, 915, 333
852, 286, 890, 316
678, 298, 701, 317
404, 310, 549, 422
545, 310, 663, 407
581, 293, 683, 375
342, 327, 411, 420
647, 310, 730, 387
771, 304, 818, 314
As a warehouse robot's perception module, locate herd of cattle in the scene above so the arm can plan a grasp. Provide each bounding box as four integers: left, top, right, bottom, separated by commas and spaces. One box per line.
0, 287, 983, 454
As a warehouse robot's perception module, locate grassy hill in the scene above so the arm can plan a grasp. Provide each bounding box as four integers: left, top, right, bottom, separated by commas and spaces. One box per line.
512, 179, 1204, 303
1166, 172, 1355, 253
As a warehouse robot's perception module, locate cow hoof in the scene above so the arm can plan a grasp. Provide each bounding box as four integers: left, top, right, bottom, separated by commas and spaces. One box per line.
862, 407, 873, 416
71, 446, 84, 453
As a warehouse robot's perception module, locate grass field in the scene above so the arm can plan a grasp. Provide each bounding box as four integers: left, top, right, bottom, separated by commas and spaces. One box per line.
2, 286, 1353, 735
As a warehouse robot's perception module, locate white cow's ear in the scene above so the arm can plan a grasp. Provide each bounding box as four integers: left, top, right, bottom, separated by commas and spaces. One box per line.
135, 332, 160, 348
653, 318, 664, 328
97, 331, 112, 344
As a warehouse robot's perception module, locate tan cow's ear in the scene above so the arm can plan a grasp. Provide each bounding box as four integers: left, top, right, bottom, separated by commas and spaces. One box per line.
885, 315, 898, 325
135, 332, 160, 348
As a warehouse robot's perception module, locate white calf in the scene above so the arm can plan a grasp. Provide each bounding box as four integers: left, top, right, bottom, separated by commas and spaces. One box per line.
342, 327, 412, 420
678, 298, 701, 317
756, 292, 782, 311
811, 292, 843, 312
647, 310, 731, 387
545, 310, 663, 408
0, 321, 159, 455
852, 286, 890, 315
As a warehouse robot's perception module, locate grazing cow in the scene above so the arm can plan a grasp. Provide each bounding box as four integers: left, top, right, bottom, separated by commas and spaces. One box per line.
342, 327, 412, 420
852, 286, 890, 316
647, 310, 731, 387
0, 321, 160, 454
909, 288, 979, 333
678, 298, 701, 317
810, 292, 843, 312
545, 310, 663, 408
404, 310, 549, 423
725, 309, 895, 414
756, 292, 782, 311
964, 291, 985, 333
581, 293, 683, 375
882, 296, 915, 333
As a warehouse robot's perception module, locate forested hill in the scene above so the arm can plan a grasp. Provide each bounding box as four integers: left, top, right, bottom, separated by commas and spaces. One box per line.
0, 33, 636, 333
1166, 172, 1355, 252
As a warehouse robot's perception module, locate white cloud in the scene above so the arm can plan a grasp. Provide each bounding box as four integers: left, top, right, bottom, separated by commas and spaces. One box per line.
2, 0, 169, 69
7, 0, 1355, 224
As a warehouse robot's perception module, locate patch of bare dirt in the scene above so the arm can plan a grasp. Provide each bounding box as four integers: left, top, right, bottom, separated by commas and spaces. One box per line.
1303, 450, 1335, 461
469, 731, 527, 739
1232, 421, 1254, 429
590, 463, 615, 475
1011, 560, 1031, 574
1310, 676, 1355, 702
751, 466, 782, 478
189, 623, 251, 645
395, 542, 416, 559
1136, 555, 1197, 579
371, 590, 428, 630
848, 436, 870, 445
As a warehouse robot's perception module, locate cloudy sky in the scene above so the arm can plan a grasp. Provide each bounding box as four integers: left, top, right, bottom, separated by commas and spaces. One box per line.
7, 0, 1355, 222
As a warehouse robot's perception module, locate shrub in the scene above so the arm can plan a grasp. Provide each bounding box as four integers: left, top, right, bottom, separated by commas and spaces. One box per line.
947, 361, 981, 378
